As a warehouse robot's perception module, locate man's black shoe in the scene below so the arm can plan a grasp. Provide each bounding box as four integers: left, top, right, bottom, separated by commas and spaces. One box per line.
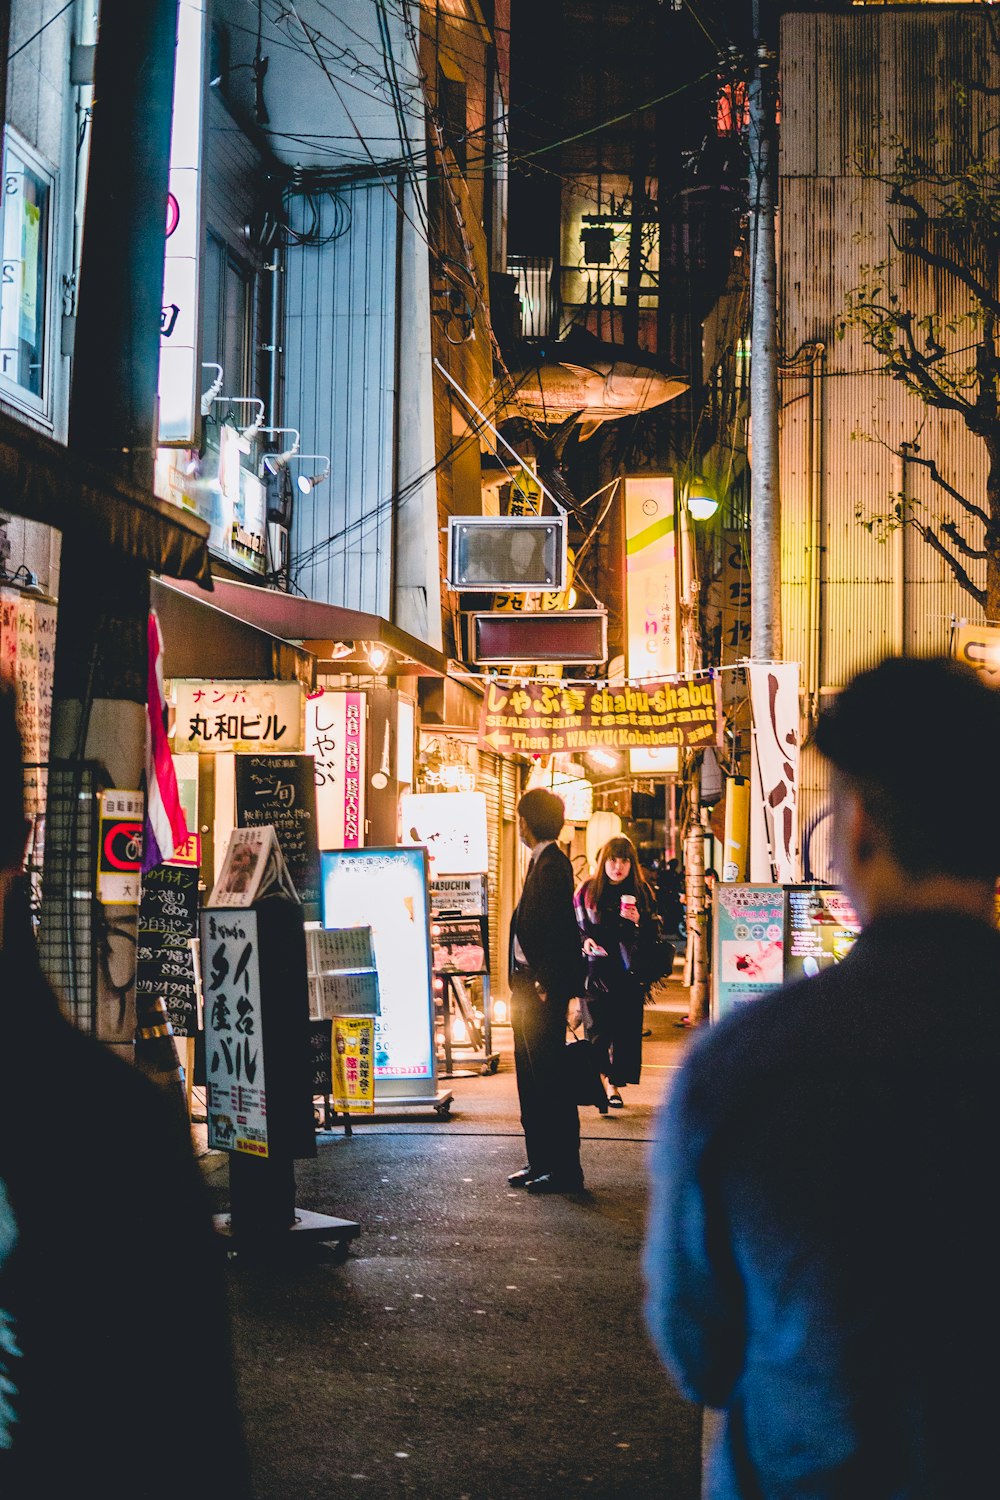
507, 1167, 536, 1188
525, 1172, 585, 1194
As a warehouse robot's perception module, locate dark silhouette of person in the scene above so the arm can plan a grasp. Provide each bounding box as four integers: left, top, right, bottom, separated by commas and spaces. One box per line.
0, 678, 250, 1496
656, 858, 684, 935
506, 788, 585, 1193
645, 657, 1000, 1499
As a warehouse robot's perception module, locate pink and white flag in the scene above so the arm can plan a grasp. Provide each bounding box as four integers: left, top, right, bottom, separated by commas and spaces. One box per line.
143, 610, 188, 872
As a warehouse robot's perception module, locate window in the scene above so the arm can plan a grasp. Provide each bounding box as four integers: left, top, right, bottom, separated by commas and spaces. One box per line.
438, 69, 468, 171
201, 230, 253, 398
0, 132, 53, 412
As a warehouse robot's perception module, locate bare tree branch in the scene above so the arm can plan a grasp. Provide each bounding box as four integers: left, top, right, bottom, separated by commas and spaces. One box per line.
905, 450, 990, 525
915, 520, 987, 604
940, 519, 988, 558
889, 186, 1000, 319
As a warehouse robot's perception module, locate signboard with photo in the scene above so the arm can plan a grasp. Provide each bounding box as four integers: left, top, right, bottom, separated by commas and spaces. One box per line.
235, 754, 320, 915
431, 916, 488, 976
712, 884, 785, 1022
783, 885, 861, 984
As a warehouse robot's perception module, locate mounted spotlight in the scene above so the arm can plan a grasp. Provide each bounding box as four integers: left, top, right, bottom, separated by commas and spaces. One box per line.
260, 427, 301, 476
294, 455, 332, 495
199, 362, 224, 416
366, 641, 390, 674
203, 393, 268, 440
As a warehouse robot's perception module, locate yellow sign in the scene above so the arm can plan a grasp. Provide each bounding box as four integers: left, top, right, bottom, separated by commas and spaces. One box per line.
332, 1017, 375, 1114
480, 676, 720, 757
953, 622, 1000, 686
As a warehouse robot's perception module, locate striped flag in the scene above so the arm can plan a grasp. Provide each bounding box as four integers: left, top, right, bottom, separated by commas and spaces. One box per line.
143, 609, 188, 872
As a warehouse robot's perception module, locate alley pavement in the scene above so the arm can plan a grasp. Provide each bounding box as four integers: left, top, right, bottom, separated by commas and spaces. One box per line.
202, 978, 702, 1500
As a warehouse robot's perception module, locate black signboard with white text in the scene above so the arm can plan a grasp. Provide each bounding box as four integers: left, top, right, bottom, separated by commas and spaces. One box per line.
235, 754, 320, 918
136, 863, 200, 1035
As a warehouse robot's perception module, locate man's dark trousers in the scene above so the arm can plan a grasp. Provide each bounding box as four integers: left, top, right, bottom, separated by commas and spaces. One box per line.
510, 968, 581, 1182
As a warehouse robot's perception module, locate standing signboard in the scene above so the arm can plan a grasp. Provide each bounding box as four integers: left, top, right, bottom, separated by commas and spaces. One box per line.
235, 754, 320, 917
320, 848, 437, 1100
712, 884, 785, 1021
783, 886, 861, 983
202, 908, 269, 1156
136, 863, 200, 1036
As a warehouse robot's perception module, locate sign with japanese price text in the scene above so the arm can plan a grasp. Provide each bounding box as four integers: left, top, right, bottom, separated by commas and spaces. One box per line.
783, 886, 860, 985
311, 970, 380, 1019
201, 909, 268, 1156
305, 689, 366, 849
137, 863, 200, 1035
173, 679, 302, 753
332, 1016, 375, 1113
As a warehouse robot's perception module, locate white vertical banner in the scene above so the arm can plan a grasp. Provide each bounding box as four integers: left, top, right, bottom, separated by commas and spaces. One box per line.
624, 476, 679, 776
305, 690, 367, 849
748, 662, 801, 885
157, 0, 206, 444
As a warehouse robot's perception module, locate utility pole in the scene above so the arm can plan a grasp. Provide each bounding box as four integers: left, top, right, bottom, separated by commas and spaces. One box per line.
748, 0, 781, 660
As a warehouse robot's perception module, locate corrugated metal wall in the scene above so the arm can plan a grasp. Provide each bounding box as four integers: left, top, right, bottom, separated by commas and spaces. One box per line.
779, 9, 996, 843
286, 179, 400, 616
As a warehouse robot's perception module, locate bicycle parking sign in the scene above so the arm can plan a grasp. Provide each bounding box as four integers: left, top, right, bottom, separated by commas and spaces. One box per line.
96, 789, 144, 905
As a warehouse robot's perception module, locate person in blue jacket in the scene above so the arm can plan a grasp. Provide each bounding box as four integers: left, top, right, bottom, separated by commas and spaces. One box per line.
644, 656, 1000, 1499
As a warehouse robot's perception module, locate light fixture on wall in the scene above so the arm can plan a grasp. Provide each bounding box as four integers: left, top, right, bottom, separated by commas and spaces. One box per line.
366, 641, 390, 674
203, 393, 268, 441
686, 477, 719, 521
260, 427, 301, 475
199, 362, 224, 416
295, 455, 331, 495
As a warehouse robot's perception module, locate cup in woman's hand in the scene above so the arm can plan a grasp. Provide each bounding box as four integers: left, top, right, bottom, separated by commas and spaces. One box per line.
620, 894, 639, 923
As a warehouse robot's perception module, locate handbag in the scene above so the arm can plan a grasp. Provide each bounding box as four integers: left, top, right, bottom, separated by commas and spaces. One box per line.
565, 1013, 609, 1113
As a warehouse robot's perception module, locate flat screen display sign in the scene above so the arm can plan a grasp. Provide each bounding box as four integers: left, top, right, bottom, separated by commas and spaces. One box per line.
783, 885, 861, 984
320, 848, 437, 1097
712, 884, 785, 1022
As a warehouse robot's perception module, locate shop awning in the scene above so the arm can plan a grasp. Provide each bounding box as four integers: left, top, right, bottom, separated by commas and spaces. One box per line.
151, 578, 313, 682
0, 411, 211, 584
163, 575, 448, 677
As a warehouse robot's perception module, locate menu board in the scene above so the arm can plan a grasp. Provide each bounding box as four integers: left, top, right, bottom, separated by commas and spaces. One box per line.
236, 754, 320, 915
312, 970, 380, 1018
431, 916, 488, 975
712, 884, 785, 1022
321, 848, 436, 1096
783, 885, 861, 984
308, 926, 375, 973
137, 864, 200, 1035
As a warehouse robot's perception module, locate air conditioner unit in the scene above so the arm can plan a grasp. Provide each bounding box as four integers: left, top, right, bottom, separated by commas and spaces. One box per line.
447, 515, 567, 592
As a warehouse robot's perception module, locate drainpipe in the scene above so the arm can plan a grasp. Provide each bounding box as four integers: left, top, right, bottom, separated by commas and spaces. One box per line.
805, 343, 825, 719
266, 240, 284, 439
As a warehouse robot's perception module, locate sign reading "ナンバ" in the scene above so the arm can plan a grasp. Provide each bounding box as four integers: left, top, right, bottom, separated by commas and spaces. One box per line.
478, 675, 721, 757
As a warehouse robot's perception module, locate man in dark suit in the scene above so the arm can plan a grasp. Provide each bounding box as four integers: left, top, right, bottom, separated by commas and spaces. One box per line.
644, 656, 1000, 1498
507, 787, 586, 1194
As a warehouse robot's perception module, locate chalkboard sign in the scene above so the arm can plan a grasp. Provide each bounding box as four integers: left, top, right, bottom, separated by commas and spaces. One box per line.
137, 864, 200, 1036
310, 1019, 333, 1094
236, 754, 320, 916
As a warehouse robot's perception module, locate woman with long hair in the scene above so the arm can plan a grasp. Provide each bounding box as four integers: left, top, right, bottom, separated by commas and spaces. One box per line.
573, 835, 660, 1108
